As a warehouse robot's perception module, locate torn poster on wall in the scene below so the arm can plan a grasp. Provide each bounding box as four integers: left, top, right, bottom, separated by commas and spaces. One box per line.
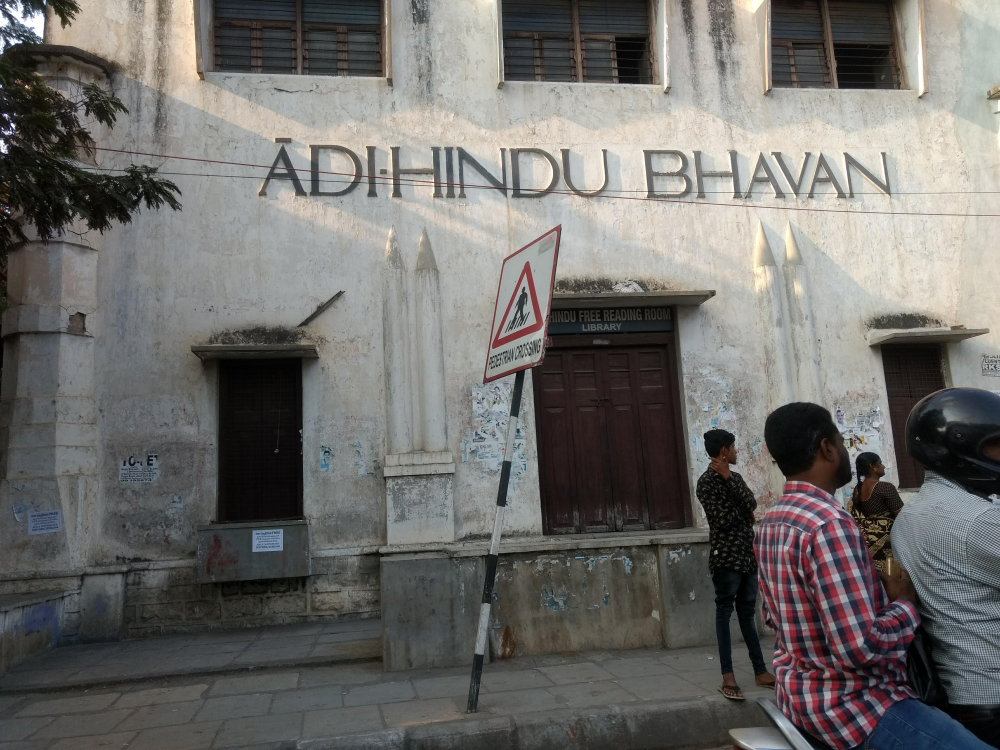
119, 453, 160, 483
461, 380, 527, 483
835, 406, 885, 483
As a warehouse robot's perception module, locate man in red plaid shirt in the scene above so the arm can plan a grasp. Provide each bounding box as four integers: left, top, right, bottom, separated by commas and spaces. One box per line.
757, 403, 989, 750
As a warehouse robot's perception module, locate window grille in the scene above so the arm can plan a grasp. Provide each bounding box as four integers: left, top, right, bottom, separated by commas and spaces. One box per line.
772, 0, 901, 89
214, 0, 383, 76
502, 0, 652, 84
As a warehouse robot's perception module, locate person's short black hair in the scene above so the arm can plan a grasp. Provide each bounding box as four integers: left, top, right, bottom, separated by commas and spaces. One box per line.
704, 429, 735, 458
855, 452, 880, 480
764, 403, 841, 477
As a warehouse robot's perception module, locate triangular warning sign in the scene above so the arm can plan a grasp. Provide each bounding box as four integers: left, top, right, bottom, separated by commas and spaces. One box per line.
492, 262, 544, 348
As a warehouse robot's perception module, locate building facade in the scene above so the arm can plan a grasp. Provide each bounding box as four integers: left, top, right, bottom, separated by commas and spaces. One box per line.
2, 0, 999, 671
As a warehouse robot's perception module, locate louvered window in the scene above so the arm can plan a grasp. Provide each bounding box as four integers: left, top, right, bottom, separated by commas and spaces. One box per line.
772, 0, 901, 89
503, 0, 652, 84
214, 0, 383, 76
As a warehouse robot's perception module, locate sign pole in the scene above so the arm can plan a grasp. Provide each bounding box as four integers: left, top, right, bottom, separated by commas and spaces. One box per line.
466, 367, 525, 713
469, 225, 560, 714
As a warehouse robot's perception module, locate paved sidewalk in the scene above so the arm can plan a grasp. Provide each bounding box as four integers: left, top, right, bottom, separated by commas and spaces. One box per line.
0, 620, 381, 693
0, 631, 775, 750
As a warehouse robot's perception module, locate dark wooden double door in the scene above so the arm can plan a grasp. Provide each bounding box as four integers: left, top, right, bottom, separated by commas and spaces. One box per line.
533, 337, 689, 534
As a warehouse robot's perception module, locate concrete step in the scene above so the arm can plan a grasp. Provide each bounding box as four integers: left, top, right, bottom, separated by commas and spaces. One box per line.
0, 618, 382, 694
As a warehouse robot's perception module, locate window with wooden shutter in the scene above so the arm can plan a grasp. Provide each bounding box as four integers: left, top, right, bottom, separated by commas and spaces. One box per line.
214, 0, 383, 76
771, 0, 901, 89
218, 359, 303, 523
881, 345, 945, 489
502, 0, 652, 84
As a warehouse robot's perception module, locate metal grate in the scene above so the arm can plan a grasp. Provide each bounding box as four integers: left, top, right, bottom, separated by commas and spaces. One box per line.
218, 359, 303, 522
882, 345, 945, 489
214, 0, 382, 76
503, 0, 651, 84
772, 0, 831, 88
771, 0, 900, 89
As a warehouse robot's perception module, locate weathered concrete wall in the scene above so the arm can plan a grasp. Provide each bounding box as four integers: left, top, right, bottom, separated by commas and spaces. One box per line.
0, 591, 77, 675
122, 556, 379, 637
78, 573, 125, 642
657, 544, 717, 649
381, 554, 484, 671
0, 0, 993, 635
489, 547, 664, 658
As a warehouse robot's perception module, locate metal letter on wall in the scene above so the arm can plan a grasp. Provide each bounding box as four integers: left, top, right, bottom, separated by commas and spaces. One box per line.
511, 149, 561, 198
561, 149, 609, 197
458, 148, 508, 198
643, 150, 692, 198
310, 146, 363, 196
843, 153, 891, 197
259, 145, 307, 197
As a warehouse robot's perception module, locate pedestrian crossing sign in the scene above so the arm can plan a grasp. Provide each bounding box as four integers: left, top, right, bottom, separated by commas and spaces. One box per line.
483, 226, 561, 383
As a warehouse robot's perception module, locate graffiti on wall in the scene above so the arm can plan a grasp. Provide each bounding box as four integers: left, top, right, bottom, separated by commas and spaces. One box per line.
460, 380, 527, 483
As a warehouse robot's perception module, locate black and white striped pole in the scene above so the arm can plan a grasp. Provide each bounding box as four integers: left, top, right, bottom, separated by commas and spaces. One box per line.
469, 226, 560, 713
466, 368, 524, 713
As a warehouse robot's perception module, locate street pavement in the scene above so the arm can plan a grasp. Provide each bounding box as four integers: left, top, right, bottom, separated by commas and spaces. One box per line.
0, 621, 774, 750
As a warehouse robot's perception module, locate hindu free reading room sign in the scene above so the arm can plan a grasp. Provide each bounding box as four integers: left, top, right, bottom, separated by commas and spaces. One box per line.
548, 307, 673, 335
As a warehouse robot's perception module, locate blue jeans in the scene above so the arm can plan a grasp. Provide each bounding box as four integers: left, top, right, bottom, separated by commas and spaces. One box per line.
854, 699, 995, 750
712, 567, 768, 676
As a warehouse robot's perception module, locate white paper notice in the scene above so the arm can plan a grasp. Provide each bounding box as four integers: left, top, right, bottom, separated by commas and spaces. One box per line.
252, 529, 283, 552
119, 454, 160, 483
28, 510, 62, 535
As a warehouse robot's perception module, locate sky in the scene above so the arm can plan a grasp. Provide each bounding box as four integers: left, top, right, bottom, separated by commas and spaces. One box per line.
1, 7, 45, 46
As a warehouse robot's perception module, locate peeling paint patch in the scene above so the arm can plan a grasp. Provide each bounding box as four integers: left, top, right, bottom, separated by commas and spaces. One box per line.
651, 609, 660, 621
461, 381, 527, 484
166, 494, 183, 517
541, 584, 568, 611
353, 441, 374, 476
620, 555, 633, 573
664, 546, 693, 564
689, 591, 696, 601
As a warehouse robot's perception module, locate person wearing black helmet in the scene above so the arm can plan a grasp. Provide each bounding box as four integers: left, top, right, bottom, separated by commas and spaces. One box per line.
892, 388, 1000, 747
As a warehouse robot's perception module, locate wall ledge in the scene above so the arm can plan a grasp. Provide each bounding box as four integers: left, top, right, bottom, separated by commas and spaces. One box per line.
380, 528, 709, 559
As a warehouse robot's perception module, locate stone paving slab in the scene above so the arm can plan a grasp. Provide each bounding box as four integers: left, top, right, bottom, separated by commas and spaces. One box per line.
0, 619, 382, 694
0, 630, 776, 749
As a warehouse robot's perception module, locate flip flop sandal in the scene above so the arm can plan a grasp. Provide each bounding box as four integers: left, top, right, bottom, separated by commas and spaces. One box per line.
719, 684, 745, 701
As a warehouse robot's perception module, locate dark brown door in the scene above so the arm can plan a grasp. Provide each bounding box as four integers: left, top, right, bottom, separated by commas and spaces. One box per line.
218, 359, 303, 522
534, 337, 688, 534
882, 345, 945, 489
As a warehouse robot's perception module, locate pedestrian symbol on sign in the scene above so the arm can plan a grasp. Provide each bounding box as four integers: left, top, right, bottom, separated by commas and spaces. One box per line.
491, 262, 544, 348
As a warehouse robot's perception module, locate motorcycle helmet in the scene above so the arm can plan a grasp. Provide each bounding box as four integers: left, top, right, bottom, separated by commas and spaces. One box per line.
906, 387, 1000, 497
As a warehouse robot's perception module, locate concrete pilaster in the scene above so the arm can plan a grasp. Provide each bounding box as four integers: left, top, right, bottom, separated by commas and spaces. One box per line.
782, 224, 824, 403
382, 227, 412, 455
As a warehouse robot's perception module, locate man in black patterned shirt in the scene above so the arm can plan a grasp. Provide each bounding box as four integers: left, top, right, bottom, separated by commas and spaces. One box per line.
696, 429, 775, 701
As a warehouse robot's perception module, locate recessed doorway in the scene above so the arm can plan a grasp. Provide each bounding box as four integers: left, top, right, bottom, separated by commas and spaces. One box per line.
532, 332, 690, 534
